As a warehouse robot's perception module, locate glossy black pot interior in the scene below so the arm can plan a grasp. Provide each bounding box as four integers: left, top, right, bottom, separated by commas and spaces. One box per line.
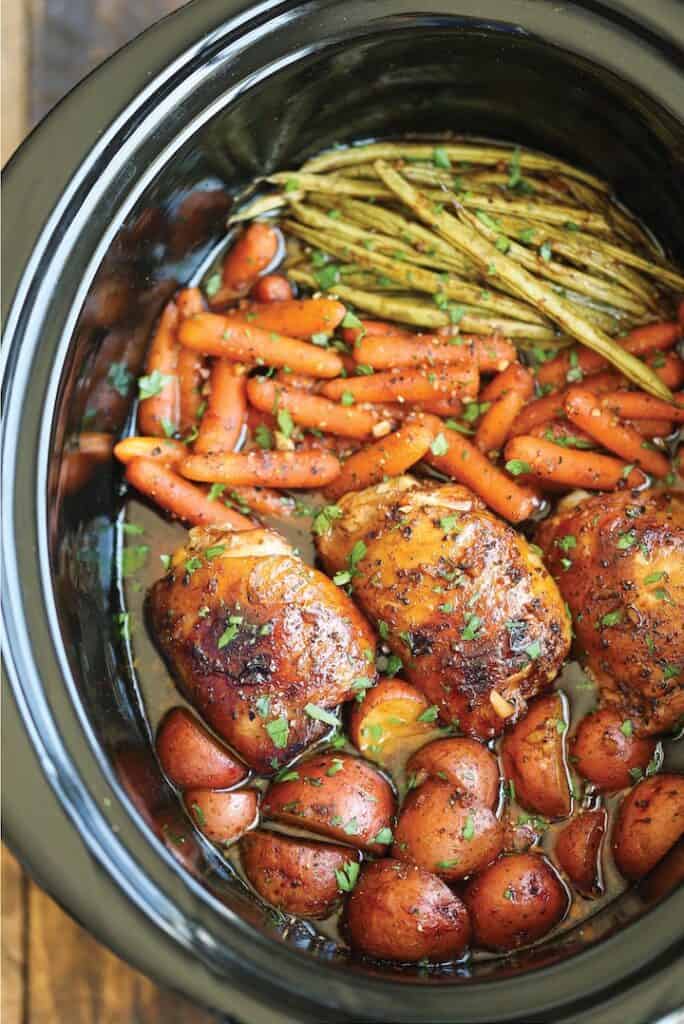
2, 2, 683, 1021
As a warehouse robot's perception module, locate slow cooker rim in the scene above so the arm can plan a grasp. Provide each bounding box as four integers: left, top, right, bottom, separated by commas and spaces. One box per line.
2, 1, 683, 1020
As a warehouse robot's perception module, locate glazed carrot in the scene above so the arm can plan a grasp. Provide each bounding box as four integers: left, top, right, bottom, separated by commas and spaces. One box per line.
503, 435, 646, 490
320, 364, 479, 407
647, 351, 684, 390
274, 370, 318, 391
511, 372, 623, 436
564, 387, 671, 477
180, 450, 341, 488
225, 485, 299, 520
422, 416, 539, 523
475, 388, 528, 454
629, 418, 674, 439
126, 458, 254, 529
177, 347, 206, 433
324, 420, 436, 500
537, 321, 681, 387
195, 361, 247, 454
137, 301, 181, 437
481, 362, 535, 403
114, 436, 186, 466
340, 319, 414, 345
251, 274, 294, 303
77, 432, 114, 459
176, 286, 205, 320
417, 396, 465, 418
222, 222, 279, 292
246, 376, 377, 439
528, 420, 597, 449
599, 391, 684, 424
228, 298, 345, 338
179, 313, 344, 378
352, 333, 514, 372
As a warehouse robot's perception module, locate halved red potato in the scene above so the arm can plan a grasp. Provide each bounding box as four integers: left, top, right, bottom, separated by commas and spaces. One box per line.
612, 773, 684, 880
407, 737, 500, 810
262, 753, 396, 854
348, 678, 434, 764
156, 707, 248, 791
464, 853, 568, 951
345, 859, 471, 962
240, 829, 357, 918
184, 788, 258, 844
555, 809, 606, 896
501, 693, 571, 819
571, 708, 657, 791
392, 778, 503, 881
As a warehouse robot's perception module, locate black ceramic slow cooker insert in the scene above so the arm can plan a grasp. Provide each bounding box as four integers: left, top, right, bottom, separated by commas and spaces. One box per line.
2, 2, 683, 1021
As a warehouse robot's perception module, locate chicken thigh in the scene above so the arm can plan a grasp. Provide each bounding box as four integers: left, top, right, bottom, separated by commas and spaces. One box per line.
317, 477, 571, 739
148, 527, 376, 772
537, 489, 684, 735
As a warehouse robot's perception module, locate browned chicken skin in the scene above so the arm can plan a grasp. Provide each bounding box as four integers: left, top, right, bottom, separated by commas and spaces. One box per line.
537, 489, 684, 735
148, 527, 376, 772
316, 477, 571, 739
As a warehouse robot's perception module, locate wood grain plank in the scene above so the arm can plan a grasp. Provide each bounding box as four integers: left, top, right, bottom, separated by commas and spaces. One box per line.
1, 847, 27, 1024
1, 0, 29, 163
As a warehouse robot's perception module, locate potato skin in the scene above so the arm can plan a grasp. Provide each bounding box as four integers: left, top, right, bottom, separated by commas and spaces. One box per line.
464, 853, 568, 951
407, 737, 500, 810
240, 830, 355, 918
348, 678, 433, 764
345, 859, 471, 962
392, 778, 503, 880
501, 693, 571, 819
262, 753, 396, 854
156, 708, 248, 790
555, 809, 606, 896
571, 709, 656, 791
184, 788, 258, 844
612, 774, 684, 880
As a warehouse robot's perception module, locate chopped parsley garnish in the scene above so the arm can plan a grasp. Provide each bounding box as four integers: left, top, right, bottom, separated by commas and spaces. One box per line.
335, 861, 359, 892
505, 459, 530, 476
265, 717, 290, 748
433, 147, 452, 170
557, 534, 576, 552
217, 615, 243, 648
373, 827, 393, 845
417, 705, 439, 723
207, 483, 225, 502
304, 704, 339, 727
430, 433, 450, 457
462, 815, 475, 840
254, 424, 274, 450
138, 370, 172, 400
620, 719, 633, 738
120, 544, 150, 577
600, 610, 622, 628
616, 530, 637, 550
340, 390, 355, 406
461, 614, 482, 641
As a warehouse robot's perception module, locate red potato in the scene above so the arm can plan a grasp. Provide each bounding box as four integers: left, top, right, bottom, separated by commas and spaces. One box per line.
571, 708, 657, 791
184, 787, 258, 844
240, 830, 356, 918
392, 778, 503, 880
555, 809, 606, 896
251, 274, 294, 303
262, 753, 396, 854
501, 694, 572, 820
222, 222, 279, 292
464, 853, 568, 951
406, 738, 500, 810
612, 773, 684, 880
348, 678, 434, 764
345, 859, 472, 963
156, 708, 248, 790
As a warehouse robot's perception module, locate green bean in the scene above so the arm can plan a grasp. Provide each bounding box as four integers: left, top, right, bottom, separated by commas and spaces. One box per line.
374, 161, 670, 399
267, 172, 390, 199
436, 191, 611, 234
301, 142, 610, 192
282, 217, 550, 326
461, 207, 650, 316
228, 192, 289, 223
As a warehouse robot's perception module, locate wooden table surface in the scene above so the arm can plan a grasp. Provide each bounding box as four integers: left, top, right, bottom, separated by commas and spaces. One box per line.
2, 5, 219, 1020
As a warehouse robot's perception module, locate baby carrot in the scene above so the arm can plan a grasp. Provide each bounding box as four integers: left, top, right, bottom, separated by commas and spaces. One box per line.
180, 449, 341, 488
194, 361, 246, 454
511, 372, 623, 436
246, 376, 377, 439
125, 458, 254, 529
422, 415, 539, 523
353, 333, 515, 372
599, 391, 684, 424
179, 313, 344, 378
481, 362, 534, 403
222, 222, 279, 292
324, 419, 436, 500
251, 274, 294, 303
564, 387, 671, 477
503, 435, 646, 490
228, 298, 345, 338
224, 485, 299, 520
177, 348, 206, 433
340, 319, 414, 345
629, 418, 674, 439
176, 286, 205, 320
137, 300, 181, 437
320, 364, 479, 406
646, 351, 684, 390
114, 436, 186, 466
538, 321, 681, 387
274, 370, 318, 391
528, 420, 597, 449
475, 389, 527, 455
